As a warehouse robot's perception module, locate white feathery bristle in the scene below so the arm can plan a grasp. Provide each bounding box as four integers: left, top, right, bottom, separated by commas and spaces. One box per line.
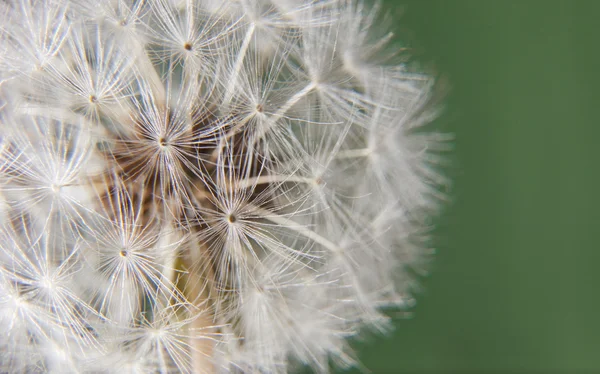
0, 0, 449, 372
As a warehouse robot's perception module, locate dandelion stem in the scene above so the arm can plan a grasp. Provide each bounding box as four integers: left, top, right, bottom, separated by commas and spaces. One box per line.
181, 241, 218, 374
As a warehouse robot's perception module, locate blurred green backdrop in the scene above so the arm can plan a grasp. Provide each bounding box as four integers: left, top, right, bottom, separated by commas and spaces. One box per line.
347, 1, 600, 373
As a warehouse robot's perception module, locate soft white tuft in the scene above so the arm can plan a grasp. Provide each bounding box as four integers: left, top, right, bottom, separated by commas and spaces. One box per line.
0, 0, 448, 372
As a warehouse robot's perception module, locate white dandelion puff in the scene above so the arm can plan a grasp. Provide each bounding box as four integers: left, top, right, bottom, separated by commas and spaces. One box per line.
0, 0, 449, 372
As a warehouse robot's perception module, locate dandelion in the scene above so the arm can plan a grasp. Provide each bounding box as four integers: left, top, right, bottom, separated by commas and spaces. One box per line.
0, 0, 449, 372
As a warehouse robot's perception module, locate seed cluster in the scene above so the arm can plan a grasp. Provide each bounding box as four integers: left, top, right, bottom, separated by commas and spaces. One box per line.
0, 0, 449, 372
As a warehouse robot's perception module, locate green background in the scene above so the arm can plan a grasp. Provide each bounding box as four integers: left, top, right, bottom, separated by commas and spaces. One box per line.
350, 1, 600, 373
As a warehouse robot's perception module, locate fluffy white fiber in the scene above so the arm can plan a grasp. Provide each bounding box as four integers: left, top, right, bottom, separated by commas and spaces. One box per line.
0, 0, 449, 372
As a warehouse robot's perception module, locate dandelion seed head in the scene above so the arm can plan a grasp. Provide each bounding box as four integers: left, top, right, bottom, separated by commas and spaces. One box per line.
0, 0, 449, 372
